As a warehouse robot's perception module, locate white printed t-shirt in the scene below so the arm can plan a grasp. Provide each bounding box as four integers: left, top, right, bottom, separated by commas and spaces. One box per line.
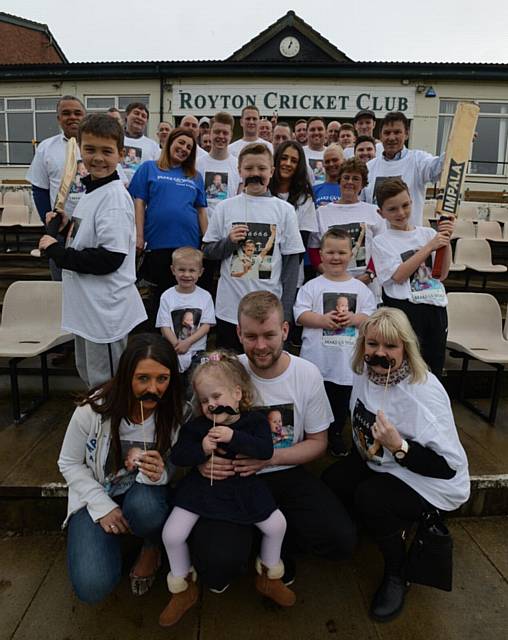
362, 148, 443, 226
27, 134, 85, 217
122, 134, 161, 185
294, 275, 376, 385
62, 179, 147, 342
372, 226, 447, 306
156, 285, 216, 371
203, 193, 304, 324
350, 371, 470, 510
303, 146, 325, 185
228, 138, 273, 157
278, 193, 318, 287
309, 201, 386, 277
197, 154, 240, 219
239, 353, 333, 474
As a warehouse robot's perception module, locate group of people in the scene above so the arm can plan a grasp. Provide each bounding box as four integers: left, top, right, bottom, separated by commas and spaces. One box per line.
27, 95, 471, 627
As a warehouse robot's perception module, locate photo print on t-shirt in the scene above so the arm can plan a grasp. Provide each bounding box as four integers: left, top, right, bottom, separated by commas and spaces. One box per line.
308, 158, 325, 184
255, 403, 294, 449
65, 217, 82, 248
122, 146, 142, 169
322, 292, 357, 346
373, 175, 402, 205
400, 250, 446, 304
352, 398, 384, 465
171, 308, 202, 340
230, 222, 277, 280
330, 221, 367, 268
205, 172, 228, 201
104, 437, 156, 496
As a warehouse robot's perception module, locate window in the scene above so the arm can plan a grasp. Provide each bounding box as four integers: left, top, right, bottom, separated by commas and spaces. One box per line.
0, 96, 60, 165
437, 100, 508, 176
85, 95, 150, 114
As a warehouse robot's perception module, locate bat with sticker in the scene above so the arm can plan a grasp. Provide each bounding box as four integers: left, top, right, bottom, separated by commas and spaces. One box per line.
431, 102, 479, 278
31, 136, 79, 258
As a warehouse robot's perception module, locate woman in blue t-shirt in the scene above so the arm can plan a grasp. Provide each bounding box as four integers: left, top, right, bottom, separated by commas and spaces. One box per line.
129, 127, 207, 315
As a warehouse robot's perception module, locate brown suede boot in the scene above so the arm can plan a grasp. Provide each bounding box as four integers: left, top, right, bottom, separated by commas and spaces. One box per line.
255, 558, 296, 607
159, 569, 199, 627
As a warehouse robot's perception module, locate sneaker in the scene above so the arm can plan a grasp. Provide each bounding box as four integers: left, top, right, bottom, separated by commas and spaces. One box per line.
328, 434, 349, 457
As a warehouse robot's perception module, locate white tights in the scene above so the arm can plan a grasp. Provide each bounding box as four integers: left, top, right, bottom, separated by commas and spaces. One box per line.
162, 506, 287, 578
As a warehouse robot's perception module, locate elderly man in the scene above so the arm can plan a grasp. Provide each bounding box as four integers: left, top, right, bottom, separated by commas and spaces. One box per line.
326, 120, 341, 145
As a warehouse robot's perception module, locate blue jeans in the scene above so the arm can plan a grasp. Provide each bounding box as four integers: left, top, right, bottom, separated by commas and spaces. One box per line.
67, 483, 170, 604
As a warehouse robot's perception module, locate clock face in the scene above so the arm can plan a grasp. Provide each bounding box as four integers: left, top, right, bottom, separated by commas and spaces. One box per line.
280, 36, 300, 58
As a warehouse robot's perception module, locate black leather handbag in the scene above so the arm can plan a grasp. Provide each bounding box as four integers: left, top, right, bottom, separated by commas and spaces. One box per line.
406, 509, 453, 592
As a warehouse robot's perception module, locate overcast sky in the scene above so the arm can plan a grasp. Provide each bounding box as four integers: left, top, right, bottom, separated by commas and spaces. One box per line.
4, 0, 508, 64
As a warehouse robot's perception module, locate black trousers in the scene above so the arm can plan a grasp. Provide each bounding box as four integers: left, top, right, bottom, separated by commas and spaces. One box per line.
321, 448, 431, 539
139, 249, 177, 330
189, 466, 356, 590
215, 318, 243, 353
324, 381, 352, 440
382, 294, 448, 377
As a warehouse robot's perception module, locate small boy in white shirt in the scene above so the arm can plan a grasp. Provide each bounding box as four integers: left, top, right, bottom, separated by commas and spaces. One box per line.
39, 113, 146, 389
294, 228, 376, 455
156, 247, 215, 372
203, 143, 304, 352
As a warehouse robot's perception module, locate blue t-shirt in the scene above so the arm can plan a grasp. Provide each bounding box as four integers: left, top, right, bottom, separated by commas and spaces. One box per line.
129, 162, 207, 249
313, 182, 341, 207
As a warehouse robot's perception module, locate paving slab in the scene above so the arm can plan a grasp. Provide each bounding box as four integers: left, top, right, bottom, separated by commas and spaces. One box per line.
461, 516, 508, 582
0, 534, 62, 640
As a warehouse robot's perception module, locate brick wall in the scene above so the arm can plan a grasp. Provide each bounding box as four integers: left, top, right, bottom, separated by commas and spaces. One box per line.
0, 22, 65, 64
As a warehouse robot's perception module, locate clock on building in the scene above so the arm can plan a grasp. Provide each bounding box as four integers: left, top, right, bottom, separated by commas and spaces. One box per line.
279, 36, 300, 58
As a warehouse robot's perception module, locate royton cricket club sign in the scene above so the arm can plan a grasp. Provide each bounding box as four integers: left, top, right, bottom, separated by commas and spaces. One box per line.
173, 84, 416, 118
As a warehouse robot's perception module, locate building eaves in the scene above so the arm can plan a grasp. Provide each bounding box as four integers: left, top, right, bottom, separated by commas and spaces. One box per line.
0, 11, 68, 63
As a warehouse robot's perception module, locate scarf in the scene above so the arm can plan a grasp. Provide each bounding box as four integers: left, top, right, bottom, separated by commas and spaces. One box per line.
367, 359, 411, 387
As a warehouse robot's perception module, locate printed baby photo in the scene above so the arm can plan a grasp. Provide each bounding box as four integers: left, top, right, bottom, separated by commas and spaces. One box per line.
309, 158, 325, 183
322, 292, 358, 345
122, 146, 142, 168
256, 403, 295, 449
205, 171, 229, 200
230, 222, 277, 280
401, 250, 446, 304
352, 398, 384, 465
171, 308, 202, 340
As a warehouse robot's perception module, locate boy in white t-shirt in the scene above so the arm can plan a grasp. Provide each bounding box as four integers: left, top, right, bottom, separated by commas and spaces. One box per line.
156, 247, 215, 373
295, 228, 376, 456
39, 113, 147, 389
371, 177, 454, 376
203, 143, 304, 352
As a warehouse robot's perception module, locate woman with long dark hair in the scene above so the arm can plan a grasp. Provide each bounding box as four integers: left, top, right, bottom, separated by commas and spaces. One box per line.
58, 334, 184, 604
129, 127, 207, 316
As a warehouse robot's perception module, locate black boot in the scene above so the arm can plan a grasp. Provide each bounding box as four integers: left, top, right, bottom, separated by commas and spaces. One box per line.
370, 531, 408, 622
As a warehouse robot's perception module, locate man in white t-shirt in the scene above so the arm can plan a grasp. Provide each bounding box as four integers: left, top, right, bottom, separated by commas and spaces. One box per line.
27, 95, 87, 281
228, 105, 273, 156
190, 291, 356, 591
362, 111, 444, 226
304, 117, 327, 185
122, 102, 161, 185
293, 119, 308, 146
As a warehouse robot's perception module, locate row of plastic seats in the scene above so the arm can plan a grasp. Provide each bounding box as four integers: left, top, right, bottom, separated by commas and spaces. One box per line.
423, 201, 508, 223
0, 190, 32, 208
0, 205, 42, 228
451, 220, 508, 242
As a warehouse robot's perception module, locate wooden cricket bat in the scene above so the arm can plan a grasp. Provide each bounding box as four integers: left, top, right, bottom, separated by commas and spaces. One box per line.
432, 102, 480, 277
32, 136, 78, 257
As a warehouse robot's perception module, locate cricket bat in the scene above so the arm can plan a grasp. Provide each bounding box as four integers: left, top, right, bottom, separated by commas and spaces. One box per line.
432, 102, 479, 277
31, 136, 78, 257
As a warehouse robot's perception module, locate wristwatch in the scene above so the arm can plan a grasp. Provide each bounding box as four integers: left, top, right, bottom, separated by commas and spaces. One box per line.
366, 271, 375, 282
393, 439, 409, 464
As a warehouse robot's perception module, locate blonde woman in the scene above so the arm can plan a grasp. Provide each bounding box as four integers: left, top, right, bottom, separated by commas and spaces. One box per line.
322, 307, 469, 622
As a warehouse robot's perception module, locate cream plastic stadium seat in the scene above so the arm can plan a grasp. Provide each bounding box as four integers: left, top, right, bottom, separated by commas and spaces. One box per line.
454, 239, 506, 273
0, 192, 3, 206
477, 221, 508, 243
449, 243, 466, 272
458, 202, 479, 220
489, 206, 508, 225
452, 220, 476, 240
0, 205, 29, 225
447, 292, 508, 423
0, 281, 72, 423
3, 191, 25, 206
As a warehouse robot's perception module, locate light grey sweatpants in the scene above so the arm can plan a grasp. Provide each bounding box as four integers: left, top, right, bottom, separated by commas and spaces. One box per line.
74, 335, 127, 389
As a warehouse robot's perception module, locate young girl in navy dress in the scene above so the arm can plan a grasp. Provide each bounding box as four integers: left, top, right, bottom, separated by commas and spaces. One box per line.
159, 352, 295, 627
